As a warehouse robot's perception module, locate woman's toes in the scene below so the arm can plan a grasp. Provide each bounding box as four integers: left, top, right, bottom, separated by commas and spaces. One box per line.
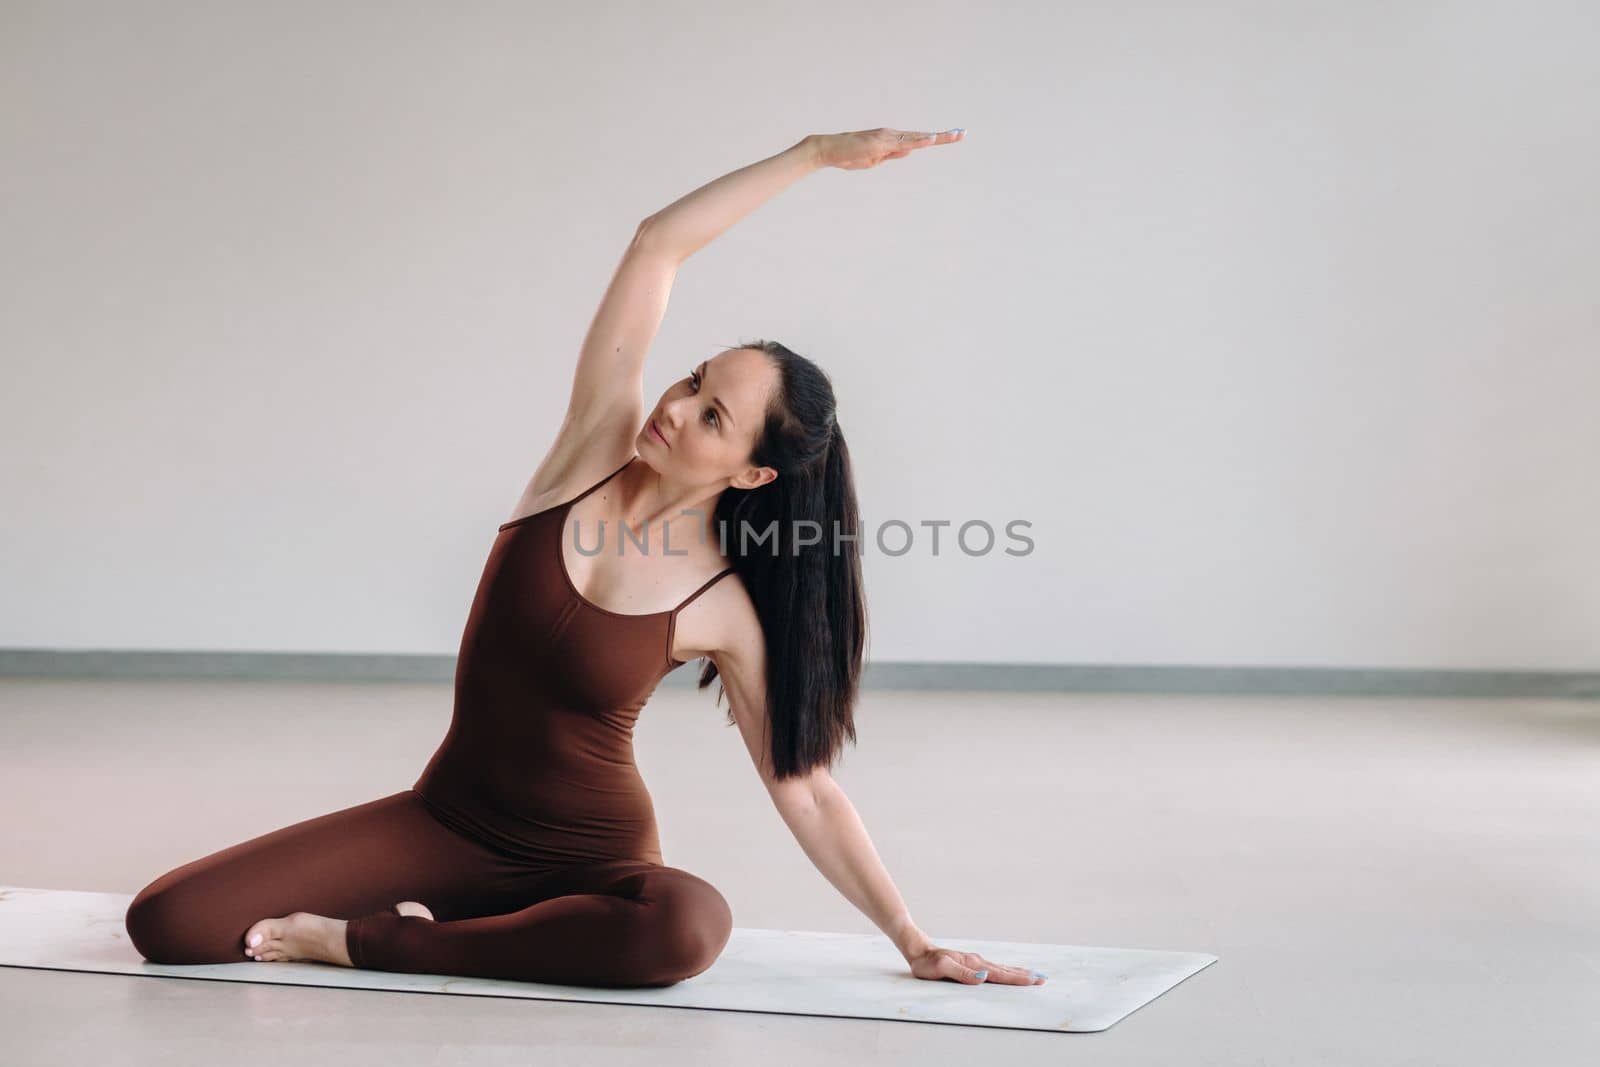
243, 917, 281, 957
241, 912, 328, 963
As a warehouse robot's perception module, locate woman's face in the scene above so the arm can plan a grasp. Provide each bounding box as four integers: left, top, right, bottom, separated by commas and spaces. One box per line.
638, 347, 777, 488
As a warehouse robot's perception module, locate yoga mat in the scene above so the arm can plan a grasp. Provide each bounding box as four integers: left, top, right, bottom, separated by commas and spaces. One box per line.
0, 885, 1217, 1032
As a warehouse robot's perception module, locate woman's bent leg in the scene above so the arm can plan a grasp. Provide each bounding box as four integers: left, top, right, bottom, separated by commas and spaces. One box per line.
346, 859, 733, 988
124, 790, 507, 966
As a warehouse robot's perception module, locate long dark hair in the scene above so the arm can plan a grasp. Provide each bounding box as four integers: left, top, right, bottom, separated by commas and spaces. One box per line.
691, 339, 868, 780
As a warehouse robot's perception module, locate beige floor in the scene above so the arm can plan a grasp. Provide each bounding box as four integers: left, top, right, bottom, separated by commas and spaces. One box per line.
2, 675, 1596, 1065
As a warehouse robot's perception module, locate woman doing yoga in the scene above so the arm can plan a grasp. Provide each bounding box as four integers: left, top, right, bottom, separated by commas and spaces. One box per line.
124, 127, 1045, 989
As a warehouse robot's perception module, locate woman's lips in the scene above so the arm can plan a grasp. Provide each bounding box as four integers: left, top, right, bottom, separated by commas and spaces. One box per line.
650, 419, 668, 446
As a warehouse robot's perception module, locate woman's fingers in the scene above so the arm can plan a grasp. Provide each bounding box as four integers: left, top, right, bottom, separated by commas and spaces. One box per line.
970, 957, 1048, 985
818, 127, 963, 169
878, 129, 962, 164
920, 949, 986, 983
895, 129, 964, 146
939, 953, 988, 983
911, 946, 1043, 986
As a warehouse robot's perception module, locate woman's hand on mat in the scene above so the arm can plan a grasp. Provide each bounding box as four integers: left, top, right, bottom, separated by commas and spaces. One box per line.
809, 127, 965, 171
908, 945, 1048, 986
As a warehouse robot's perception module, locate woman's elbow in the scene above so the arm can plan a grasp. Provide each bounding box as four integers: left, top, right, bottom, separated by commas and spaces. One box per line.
770, 767, 834, 813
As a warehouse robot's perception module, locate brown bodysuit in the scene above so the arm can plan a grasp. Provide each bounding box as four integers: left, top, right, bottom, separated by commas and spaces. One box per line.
124, 454, 738, 988
412, 452, 735, 868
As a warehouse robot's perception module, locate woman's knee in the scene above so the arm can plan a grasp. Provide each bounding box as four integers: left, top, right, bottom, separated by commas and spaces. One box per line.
124, 873, 230, 965
641, 870, 733, 985
125, 879, 182, 963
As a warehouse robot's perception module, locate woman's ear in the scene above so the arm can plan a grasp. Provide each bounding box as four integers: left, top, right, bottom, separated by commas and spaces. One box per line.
742, 466, 777, 491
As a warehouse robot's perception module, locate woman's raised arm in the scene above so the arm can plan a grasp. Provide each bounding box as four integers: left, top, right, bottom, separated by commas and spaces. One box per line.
639, 127, 963, 262
637, 136, 822, 263
562, 136, 821, 436
564, 128, 962, 434
561, 227, 675, 434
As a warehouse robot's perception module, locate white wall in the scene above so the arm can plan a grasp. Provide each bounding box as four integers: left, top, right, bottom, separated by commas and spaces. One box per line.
2, 1, 1595, 669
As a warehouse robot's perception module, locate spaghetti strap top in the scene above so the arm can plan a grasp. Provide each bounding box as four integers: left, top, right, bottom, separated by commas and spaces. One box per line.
497, 453, 736, 624
409, 452, 735, 866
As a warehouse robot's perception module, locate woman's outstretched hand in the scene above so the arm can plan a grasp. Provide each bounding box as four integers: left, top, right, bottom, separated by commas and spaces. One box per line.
907, 943, 1047, 986
810, 127, 965, 171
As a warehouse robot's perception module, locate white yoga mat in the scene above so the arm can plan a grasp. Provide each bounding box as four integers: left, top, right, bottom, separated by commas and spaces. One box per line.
0, 885, 1217, 1032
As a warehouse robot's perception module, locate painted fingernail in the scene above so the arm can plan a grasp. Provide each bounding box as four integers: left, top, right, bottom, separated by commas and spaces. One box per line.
1030, 970, 1048, 980
973, 969, 988, 979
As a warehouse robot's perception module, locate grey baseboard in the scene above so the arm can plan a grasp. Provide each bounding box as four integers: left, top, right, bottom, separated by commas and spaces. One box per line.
0, 649, 1595, 699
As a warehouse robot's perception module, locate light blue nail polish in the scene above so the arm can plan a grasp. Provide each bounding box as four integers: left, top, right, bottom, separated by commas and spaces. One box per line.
974, 969, 988, 979
1030, 970, 1048, 980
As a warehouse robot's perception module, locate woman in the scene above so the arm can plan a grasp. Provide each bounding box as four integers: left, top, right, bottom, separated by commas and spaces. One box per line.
125, 126, 1044, 990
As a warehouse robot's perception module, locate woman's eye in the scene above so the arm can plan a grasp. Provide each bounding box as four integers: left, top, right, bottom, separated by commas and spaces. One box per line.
688, 371, 715, 426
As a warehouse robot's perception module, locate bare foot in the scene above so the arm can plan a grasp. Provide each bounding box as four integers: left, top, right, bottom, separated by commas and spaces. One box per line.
394, 900, 434, 920
243, 911, 351, 967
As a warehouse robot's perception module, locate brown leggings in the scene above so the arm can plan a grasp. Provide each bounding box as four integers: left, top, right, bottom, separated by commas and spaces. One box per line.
123, 790, 733, 988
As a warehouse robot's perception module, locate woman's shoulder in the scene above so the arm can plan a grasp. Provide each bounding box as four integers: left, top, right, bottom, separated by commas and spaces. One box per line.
670, 563, 757, 664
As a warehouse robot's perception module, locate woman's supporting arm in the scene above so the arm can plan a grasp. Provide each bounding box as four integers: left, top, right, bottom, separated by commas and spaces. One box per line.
706, 568, 1038, 985
639, 137, 822, 263
778, 781, 1044, 985
775, 774, 936, 964
704, 588, 936, 964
